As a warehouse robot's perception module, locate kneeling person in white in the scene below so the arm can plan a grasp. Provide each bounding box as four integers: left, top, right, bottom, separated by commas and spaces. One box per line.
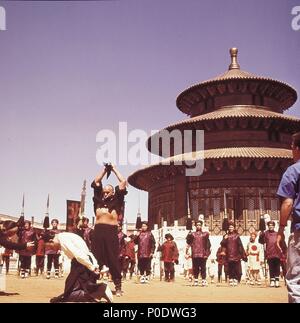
44, 232, 112, 303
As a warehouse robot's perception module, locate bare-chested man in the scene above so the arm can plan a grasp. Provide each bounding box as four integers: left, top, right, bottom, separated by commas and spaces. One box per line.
91, 164, 127, 297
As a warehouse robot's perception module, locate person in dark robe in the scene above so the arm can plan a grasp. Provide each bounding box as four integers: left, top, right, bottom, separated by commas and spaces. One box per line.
134, 221, 156, 284
18, 220, 36, 278
216, 245, 228, 283
122, 234, 136, 280
35, 230, 46, 276
0, 220, 35, 295
44, 231, 113, 303
221, 221, 247, 287
46, 219, 60, 279
259, 220, 283, 287
0, 220, 34, 251
186, 220, 211, 287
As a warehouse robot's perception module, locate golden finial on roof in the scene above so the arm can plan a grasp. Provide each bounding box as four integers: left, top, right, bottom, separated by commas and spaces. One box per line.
229, 47, 240, 70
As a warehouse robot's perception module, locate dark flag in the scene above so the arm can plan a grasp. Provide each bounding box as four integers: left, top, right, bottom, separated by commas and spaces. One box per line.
222, 217, 229, 231
136, 211, 142, 229
18, 193, 25, 228
66, 200, 81, 232
259, 216, 266, 231
43, 194, 50, 229
186, 217, 193, 231
43, 216, 50, 229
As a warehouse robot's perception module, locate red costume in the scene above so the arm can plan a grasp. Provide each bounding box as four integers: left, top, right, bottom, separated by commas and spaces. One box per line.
18, 226, 36, 277
186, 229, 211, 282
134, 231, 156, 278
259, 228, 284, 284
216, 246, 228, 283
35, 234, 45, 275
160, 239, 179, 282
221, 232, 246, 284
122, 239, 136, 279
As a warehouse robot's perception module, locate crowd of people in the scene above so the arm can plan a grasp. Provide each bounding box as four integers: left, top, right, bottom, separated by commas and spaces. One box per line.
1, 130, 300, 303
166, 218, 286, 288
0, 219, 66, 279
0, 216, 288, 292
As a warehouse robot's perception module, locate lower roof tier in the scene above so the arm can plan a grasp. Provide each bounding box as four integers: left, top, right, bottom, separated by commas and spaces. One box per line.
128, 147, 292, 191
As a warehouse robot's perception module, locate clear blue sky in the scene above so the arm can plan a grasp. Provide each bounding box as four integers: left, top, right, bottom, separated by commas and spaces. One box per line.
0, 0, 299, 224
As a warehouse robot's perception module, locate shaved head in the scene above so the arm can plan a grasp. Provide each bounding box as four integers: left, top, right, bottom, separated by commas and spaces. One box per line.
103, 184, 114, 199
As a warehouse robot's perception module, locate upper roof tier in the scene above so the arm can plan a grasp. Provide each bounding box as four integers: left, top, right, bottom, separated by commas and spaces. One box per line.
176, 48, 297, 116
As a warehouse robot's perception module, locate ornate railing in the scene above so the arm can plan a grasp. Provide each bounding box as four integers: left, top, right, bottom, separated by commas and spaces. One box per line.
204, 209, 280, 236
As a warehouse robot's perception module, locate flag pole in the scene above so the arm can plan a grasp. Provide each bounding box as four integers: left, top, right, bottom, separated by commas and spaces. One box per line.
21, 193, 25, 217
186, 189, 193, 231
222, 190, 229, 232
46, 194, 50, 215
43, 194, 50, 229
18, 193, 25, 227
135, 191, 142, 230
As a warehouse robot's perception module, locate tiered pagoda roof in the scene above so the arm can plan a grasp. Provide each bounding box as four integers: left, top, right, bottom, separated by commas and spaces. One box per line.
176, 48, 297, 115
128, 48, 300, 192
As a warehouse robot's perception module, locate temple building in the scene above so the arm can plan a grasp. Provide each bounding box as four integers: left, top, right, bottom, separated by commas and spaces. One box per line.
128, 48, 299, 236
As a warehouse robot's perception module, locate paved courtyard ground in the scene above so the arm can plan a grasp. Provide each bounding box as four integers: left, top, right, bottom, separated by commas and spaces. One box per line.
0, 274, 287, 303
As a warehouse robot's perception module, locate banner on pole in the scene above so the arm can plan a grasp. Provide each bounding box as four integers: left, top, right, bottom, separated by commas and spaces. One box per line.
66, 200, 81, 232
